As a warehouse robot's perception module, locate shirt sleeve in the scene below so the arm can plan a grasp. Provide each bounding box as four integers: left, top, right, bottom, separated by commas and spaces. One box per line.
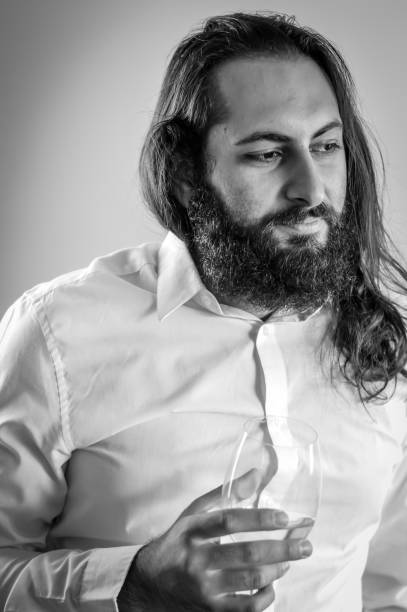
0, 296, 141, 611
362, 412, 407, 611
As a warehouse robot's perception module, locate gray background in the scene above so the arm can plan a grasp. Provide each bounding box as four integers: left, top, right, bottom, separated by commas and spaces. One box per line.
1, 0, 406, 316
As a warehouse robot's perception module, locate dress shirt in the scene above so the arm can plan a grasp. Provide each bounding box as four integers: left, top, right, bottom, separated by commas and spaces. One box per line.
0, 231, 406, 612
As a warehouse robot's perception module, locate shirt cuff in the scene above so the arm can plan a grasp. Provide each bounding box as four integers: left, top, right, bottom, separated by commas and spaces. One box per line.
79, 545, 143, 611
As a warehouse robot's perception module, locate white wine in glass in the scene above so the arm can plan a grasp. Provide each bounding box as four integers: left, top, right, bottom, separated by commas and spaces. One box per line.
222, 415, 322, 606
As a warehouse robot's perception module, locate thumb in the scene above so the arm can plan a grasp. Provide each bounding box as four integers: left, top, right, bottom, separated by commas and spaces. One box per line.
180, 483, 223, 517
180, 468, 261, 518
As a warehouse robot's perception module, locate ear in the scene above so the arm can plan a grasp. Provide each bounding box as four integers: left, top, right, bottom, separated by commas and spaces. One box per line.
173, 177, 194, 210
161, 116, 199, 209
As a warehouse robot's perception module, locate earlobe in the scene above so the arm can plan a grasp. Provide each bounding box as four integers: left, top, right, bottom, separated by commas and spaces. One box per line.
173, 179, 193, 209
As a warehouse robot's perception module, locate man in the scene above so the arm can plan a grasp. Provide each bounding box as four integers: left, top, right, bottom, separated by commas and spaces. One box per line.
0, 11, 406, 612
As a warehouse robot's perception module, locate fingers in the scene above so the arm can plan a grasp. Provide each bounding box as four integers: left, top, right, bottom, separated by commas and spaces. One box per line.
197, 537, 313, 570
186, 507, 313, 540
181, 469, 261, 517
206, 562, 289, 595
180, 483, 224, 517
225, 468, 262, 501
210, 582, 276, 612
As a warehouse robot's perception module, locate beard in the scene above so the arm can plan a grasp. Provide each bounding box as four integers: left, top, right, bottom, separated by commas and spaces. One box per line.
185, 183, 359, 315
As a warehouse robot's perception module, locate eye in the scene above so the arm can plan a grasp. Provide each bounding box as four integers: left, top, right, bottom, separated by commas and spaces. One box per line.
312, 141, 342, 154
244, 151, 283, 164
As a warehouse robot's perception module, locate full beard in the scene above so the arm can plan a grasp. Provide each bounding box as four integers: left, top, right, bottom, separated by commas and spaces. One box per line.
186, 184, 359, 316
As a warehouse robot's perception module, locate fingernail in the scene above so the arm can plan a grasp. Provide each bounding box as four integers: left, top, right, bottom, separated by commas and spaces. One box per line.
275, 511, 289, 526
299, 540, 313, 557
281, 562, 290, 573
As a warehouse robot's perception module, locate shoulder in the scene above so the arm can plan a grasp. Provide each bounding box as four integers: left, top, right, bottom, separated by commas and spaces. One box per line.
17, 242, 161, 317
1, 242, 162, 357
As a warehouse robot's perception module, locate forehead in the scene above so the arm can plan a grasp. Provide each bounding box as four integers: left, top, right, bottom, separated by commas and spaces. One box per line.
210, 55, 341, 139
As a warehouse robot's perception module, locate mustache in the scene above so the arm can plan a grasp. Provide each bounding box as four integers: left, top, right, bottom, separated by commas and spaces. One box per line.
261, 202, 339, 229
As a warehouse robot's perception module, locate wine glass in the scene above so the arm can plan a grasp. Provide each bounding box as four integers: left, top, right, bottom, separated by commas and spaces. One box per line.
221, 415, 321, 605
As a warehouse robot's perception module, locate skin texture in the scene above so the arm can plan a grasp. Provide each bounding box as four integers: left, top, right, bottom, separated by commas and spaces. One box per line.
205, 55, 347, 233
118, 56, 343, 610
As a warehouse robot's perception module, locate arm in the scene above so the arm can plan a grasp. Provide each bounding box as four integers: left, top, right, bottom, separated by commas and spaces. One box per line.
0, 297, 139, 611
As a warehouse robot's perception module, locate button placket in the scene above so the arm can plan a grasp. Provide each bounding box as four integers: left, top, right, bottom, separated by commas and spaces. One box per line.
256, 324, 288, 416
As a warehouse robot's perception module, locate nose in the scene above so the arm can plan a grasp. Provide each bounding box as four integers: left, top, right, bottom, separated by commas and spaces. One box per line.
284, 152, 325, 208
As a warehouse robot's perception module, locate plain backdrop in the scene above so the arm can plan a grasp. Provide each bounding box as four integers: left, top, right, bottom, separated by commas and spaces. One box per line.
1, 0, 406, 316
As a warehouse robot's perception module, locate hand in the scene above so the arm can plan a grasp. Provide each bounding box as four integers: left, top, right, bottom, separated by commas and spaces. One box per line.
117, 473, 313, 612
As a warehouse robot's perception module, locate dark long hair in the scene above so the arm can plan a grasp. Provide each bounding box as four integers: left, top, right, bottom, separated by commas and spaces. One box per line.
139, 12, 407, 402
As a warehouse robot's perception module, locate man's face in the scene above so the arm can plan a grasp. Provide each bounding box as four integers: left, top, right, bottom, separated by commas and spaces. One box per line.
205, 55, 347, 241
184, 55, 356, 315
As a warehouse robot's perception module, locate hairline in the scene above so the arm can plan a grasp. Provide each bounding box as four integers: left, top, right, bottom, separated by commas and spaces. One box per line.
205, 48, 304, 132
201, 48, 333, 176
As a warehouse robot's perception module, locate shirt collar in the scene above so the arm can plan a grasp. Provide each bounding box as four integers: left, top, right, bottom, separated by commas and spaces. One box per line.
262, 302, 328, 323
157, 232, 219, 320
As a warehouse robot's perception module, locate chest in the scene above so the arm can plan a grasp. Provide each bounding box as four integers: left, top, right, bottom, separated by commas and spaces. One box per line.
58, 312, 406, 546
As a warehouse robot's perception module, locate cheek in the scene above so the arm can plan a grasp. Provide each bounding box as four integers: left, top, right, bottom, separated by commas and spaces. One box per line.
325, 160, 347, 213
338, 156, 348, 202
335, 179, 347, 213
210, 169, 281, 224
223, 184, 273, 224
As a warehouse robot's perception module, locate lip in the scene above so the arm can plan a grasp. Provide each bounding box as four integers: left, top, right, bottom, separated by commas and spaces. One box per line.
297, 217, 321, 225
276, 217, 326, 233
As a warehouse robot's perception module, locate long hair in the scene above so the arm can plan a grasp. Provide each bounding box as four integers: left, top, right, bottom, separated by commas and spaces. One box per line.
139, 12, 407, 402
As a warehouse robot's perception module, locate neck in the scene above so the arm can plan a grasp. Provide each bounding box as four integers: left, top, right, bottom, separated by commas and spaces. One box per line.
216, 294, 275, 319
217, 292, 329, 321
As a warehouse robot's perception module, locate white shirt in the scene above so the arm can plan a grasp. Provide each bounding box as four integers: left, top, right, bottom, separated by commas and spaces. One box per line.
0, 232, 406, 612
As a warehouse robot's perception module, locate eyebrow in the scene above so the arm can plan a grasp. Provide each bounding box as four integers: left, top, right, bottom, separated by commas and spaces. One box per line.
235, 119, 343, 146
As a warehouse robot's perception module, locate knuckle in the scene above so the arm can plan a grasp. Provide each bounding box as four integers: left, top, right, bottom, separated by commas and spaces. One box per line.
220, 509, 236, 534
209, 544, 222, 566
183, 553, 196, 577
199, 575, 212, 600
257, 510, 269, 530
242, 543, 260, 564
262, 540, 282, 565
288, 538, 299, 558
183, 545, 201, 577
249, 569, 264, 590
180, 525, 192, 549
181, 529, 193, 551
271, 509, 287, 527
220, 510, 231, 532
288, 539, 298, 558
